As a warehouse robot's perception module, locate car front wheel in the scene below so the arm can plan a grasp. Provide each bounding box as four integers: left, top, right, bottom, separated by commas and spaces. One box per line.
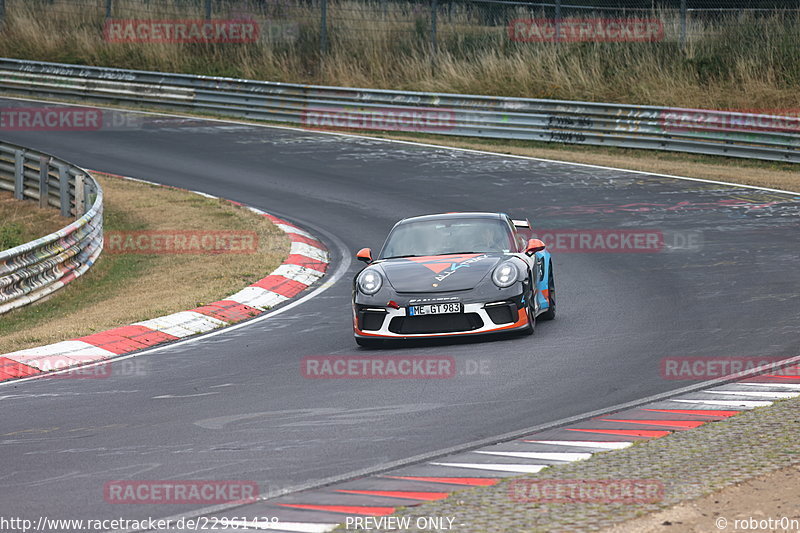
522, 298, 535, 335
539, 264, 556, 321
356, 337, 384, 348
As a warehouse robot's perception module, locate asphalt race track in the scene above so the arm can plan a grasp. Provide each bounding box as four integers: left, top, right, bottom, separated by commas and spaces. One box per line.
1, 99, 799, 523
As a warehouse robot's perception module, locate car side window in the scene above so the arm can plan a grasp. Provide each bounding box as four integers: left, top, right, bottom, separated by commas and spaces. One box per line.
507, 222, 525, 253
514, 231, 526, 252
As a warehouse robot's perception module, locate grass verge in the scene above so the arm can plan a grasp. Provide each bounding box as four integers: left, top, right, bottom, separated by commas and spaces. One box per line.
0, 192, 67, 249
0, 172, 289, 354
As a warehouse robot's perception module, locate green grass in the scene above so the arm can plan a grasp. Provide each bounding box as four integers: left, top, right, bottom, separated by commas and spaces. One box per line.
0, 204, 149, 341
0, 173, 289, 354
0, 222, 25, 249
0, 194, 68, 250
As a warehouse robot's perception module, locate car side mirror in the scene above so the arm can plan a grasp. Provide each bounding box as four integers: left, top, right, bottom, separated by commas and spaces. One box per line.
525, 239, 546, 256
356, 247, 373, 263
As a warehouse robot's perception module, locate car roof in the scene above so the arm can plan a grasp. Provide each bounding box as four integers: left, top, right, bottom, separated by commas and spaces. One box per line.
396, 212, 507, 225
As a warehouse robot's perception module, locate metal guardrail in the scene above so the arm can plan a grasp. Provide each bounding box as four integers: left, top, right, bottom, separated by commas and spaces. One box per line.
0, 57, 798, 164
0, 140, 103, 315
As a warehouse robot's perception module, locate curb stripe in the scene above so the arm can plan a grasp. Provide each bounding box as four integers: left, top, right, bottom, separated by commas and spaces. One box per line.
0, 357, 40, 379
642, 409, 739, 417
76, 325, 180, 354
3, 340, 107, 357
191, 300, 263, 323
566, 428, 672, 438
252, 275, 310, 298
276, 224, 315, 238
285, 254, 329, 273
0, 183, 330, 383
429, 462, 549, 474
704, 390, 800, 399
335, 490, 449, 501
272, 264, 325, 286
475, 451, 593, 461
6, 352, 112, 372
134, 311, 228, 338
598, 419, 707, 429
737, 383, 800, 390
276, 504, 396, 516
382, 476, 499, 486
671, 399, 773, 407
292, 242, 329, 263
288, 233, 325, 248
523, 440, 633, 449
226, 286, 289, 310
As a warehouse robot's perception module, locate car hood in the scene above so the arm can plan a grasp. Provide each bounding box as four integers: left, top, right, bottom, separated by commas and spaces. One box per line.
378, 253, 508, 293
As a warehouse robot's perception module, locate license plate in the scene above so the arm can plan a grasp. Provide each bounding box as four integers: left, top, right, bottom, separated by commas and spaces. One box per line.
407, 302, 462, 316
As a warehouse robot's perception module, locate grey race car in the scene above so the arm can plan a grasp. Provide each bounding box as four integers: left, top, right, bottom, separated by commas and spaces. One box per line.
352, 212, 555, 346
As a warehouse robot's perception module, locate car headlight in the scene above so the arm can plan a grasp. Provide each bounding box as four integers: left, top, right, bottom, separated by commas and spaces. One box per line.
357, 268, 383, 295
491, 261, 519, 288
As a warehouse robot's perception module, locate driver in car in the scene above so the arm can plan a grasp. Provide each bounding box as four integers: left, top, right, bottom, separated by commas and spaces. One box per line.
475, 224, 508, 252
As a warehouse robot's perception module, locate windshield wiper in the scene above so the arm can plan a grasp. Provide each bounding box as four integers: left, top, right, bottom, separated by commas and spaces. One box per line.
439, 251, 483, 255
384, 251, 491, 259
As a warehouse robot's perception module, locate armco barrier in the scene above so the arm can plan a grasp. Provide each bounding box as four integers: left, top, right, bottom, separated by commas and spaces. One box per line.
0, 141, 103, 314
0, 57, 797, 163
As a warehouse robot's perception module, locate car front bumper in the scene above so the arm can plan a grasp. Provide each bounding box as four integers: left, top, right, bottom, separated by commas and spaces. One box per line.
353, 299, 530, 340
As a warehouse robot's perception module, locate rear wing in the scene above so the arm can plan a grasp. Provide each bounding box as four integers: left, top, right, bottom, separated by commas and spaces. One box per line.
512, 218, 534, 244
512, 219, 531, 229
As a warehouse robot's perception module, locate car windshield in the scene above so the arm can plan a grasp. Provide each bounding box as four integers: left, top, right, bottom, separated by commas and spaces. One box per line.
380, 218, 514, 258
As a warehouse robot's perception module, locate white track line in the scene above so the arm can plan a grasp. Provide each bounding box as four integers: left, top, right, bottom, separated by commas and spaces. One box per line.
475, 451, 593, 461
671, 399, 773, 408
525, 440, 634, 450
429, 462, 549, 474
739, 383, 800, 390
704, 390, 800, 399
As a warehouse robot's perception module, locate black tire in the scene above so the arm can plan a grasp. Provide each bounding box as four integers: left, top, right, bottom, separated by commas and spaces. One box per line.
522, 292, 535, 336
355, 337, 383, 348
539, 263, 556, 321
